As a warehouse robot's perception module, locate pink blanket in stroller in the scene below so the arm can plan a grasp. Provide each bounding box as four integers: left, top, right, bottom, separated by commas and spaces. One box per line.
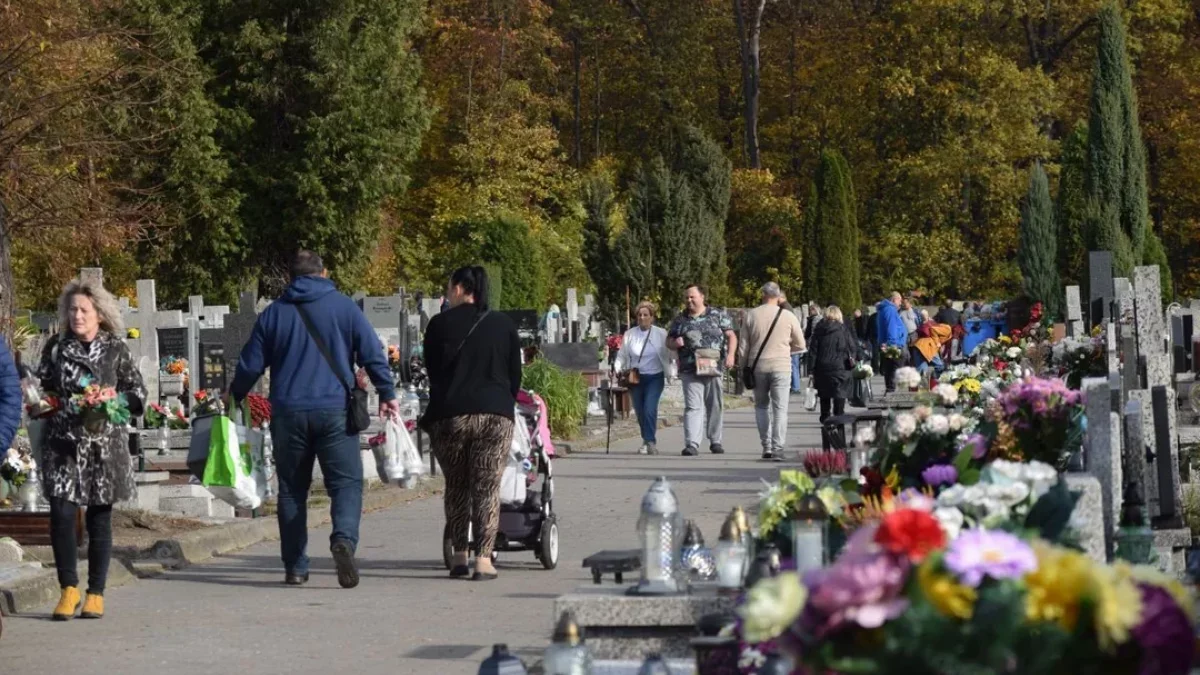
516, 390, 556, 457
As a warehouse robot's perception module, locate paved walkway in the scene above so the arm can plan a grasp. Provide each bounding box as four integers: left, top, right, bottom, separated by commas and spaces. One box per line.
4, 396, 831, 675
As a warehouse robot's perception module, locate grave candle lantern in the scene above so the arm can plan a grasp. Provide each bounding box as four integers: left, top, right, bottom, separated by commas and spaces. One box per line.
632, 476, 684, 595
791, 492, 829, 573
714, 513, 748, 594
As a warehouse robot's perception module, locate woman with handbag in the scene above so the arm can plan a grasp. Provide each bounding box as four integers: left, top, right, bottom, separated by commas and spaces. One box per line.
37, 279, 146, 620
809, 306, 855, 451
614, 301, 671, 455
422, 266, 522, 581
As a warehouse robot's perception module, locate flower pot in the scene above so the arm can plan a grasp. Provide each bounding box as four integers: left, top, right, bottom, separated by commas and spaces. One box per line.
82, 409, 109, 435
18, 478, 39, 512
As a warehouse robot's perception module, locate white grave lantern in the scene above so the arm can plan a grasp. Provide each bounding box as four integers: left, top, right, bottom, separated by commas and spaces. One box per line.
631, 476, 684, 595
791, 491, 829, 573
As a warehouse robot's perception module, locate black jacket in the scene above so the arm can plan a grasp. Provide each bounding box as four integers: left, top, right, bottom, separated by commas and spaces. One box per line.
934, 307, 962, 326
809, 319, 855, 399
422, 304, 522, 425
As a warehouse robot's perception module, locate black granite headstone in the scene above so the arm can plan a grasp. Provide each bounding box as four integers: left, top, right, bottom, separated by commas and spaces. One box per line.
1088, 251, 1114, 330
199, 291, 258, 383
1151, 385, 1182, 529
502, 310, 539, 333
200, 343, 227, 391
1172, 314, 1188, 373
1184, 314, 1195, 371
158, 327, 188, 362
540, 342, 600, 372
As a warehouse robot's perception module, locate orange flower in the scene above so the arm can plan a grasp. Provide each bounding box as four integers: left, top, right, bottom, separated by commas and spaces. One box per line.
875, 508, 946, 563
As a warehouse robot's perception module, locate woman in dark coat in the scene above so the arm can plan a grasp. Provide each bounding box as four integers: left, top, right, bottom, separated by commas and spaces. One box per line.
38, 279, 146, 621
808, 306, 856, 450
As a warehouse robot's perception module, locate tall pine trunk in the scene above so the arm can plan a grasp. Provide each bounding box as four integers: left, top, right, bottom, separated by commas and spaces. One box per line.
734, 0, 767, 169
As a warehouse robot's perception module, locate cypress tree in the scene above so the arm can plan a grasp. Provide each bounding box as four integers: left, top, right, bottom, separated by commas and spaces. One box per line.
1056, 123, 1089, 286
477, 213, 548, 310
1019, 163, 1062, 319
805, 150, 861, 310
800, 182, 820, 299
1084, 2, 1150, 275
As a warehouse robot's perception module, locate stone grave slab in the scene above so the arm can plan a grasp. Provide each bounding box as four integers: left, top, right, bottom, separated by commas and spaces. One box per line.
1134, 266, 1171, 389
1065, 474, 1106, 562
1065, 285, 1083, 337
1089, 251, 1114, 330
1114, 277, 1134, 326
1082, 378, 1121, 559
362, 295, 402, 347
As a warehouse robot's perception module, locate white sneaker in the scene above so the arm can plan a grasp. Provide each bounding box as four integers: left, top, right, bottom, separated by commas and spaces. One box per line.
637, 443, 649, 455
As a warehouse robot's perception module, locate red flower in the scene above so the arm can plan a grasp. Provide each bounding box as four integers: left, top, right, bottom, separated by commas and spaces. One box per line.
994, 360, 1008, 371
874, 508, 946, 562
860, 467, 885, 496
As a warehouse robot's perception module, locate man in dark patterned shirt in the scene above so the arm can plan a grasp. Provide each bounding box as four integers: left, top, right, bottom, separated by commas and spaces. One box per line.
666, 284, 737, 456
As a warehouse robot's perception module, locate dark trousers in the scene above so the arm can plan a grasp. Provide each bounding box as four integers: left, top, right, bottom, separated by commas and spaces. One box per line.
630, 372, 665, 444
270, 408, 363, 576
819, 397, 847, 451
881, 351, 908, 392
50, 497, 112, 594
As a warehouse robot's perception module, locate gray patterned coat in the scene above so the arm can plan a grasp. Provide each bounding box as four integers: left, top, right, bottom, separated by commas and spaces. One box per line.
37, 332, 146, 505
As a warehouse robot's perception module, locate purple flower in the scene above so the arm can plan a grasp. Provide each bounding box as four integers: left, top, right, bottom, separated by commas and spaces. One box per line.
800, 526, 910, 639
960, 433, 989, 459
942, 529, 1037, 588
896, 488, 935, 511
1131, 583, 1194, 675
921, 464, 958, 487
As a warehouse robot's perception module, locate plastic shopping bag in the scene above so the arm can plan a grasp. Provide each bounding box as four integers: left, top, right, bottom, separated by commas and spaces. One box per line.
804, 382, 818, 412
397, 422, 425, 481
373, 419, 407, 485
202, 414, 264, 510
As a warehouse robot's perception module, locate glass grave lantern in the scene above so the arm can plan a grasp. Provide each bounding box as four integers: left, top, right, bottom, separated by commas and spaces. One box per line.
713, 511, 749, 593
631, 476, 684, 595
542, 611, 592, 675
791, 491, 829, 573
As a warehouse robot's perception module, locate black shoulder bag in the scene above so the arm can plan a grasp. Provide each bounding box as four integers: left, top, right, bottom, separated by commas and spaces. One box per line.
296, 304, 370, 434
743, 307, 784, 390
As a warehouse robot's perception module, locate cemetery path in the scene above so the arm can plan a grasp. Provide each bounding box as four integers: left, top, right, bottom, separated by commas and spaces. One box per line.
3, 398, 828, 675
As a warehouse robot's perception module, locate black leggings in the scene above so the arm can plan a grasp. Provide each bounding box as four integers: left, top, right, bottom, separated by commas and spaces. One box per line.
819, 397, 846, 451
49, 497, 113, 595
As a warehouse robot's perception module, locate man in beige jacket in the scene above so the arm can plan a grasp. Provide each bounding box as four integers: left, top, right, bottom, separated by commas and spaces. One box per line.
738, 282, 806, 461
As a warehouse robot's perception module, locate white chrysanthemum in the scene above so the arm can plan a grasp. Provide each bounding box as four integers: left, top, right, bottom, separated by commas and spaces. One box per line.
893, 413, 918, 439
934, 383, 959, 405
933, 507, 965, 540
937, 484, 968, 507
925, 414, 950, 435
948, 413, 968, 431
985, 482, 1031, 507
854, 425, 876, 447
895, 366, 922, 389
1006, 346, 1022, 359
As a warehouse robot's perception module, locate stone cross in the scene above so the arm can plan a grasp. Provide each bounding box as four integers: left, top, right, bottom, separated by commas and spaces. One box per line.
186, 296, 230, 329
1082, 377, 1122, 560
1065, 286, 1084, 337
122, 279, 185, 404
79, 267, 103, 288
1089, 251, 1114, 330
1133, 266, 1171, 390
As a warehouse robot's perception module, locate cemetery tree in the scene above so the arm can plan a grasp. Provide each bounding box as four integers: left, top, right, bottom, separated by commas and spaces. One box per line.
1018, 163, 1062, 319
1143, 230, 1173, 303
476, 213, 548, 311
581, 175, 624, 317
191, 0, 429, 296
804, 150, 861, 311
1056, 122, 1089, 287
664, 125, 732, 303
726, 169, 801, 305
611, 177, 656, 315
1084, 2, 1150, 276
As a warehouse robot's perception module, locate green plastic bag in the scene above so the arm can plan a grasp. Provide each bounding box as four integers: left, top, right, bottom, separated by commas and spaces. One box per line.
202, 415, 240, 488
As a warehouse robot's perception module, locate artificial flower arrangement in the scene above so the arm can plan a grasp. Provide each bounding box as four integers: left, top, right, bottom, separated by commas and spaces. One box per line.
880, 344, 904, 361
160, 356, 189, 388
756, 469, 856, 560
68, 375, 131, 433
387, 344, 403, 374
126, 328, 141, 339
144, 402, 189, 430
0, 446, 36, 487
852, 363, 873, 380
22, 380, 60, 419
893, 366, 922, 391
974, 376, 1085, 470
935, 364, 990, 410
1052, 333, 1107, 390
192, 389, 221, 416
246, 393, 272, 428
870, 406, 976, 490
729, 501, 1196, 675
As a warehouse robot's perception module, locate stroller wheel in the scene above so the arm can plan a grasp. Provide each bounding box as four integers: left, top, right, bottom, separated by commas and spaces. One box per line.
538, 517, 559, 570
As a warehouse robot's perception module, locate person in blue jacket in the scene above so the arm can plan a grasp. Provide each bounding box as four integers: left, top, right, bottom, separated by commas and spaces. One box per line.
231, 250, 399, 589
875, 292, 909, 393
0, 340, 22, 454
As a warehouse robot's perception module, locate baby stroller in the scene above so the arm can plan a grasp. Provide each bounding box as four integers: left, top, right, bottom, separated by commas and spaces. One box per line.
441, 389, 559, 570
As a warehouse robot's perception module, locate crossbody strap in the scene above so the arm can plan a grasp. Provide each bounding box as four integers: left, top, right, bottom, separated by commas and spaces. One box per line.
295, 303, 354, 395
750, 307, 785, 372
446, 310, 489, 371
634, 327, 651, 367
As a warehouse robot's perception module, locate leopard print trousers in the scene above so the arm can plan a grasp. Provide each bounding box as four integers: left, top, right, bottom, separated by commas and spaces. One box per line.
429, 414, 514, 557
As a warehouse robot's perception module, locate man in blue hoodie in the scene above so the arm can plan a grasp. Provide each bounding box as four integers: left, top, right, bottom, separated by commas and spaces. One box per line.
875, 291, 909, 393
231, 251, 398, 589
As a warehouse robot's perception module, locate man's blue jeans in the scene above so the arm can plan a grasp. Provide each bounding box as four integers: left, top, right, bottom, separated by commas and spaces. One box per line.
270, 408, 363, 575
630, 372, 665, 444
791, 353, 802, 392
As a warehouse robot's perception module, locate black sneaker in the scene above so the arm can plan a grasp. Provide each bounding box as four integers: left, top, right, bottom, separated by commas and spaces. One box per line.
710, 444, 726, 455
284, 572, 309, 586
647, 443, 659, 455
681, 445, 699, 456
330, 540, 360, 589
761, 450, 775, 461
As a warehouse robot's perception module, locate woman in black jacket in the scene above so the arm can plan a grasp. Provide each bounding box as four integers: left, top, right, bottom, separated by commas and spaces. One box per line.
808, 306, 856, 450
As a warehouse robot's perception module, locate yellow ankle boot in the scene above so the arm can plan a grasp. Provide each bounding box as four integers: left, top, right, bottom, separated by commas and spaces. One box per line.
52, 587, 80, 621
80, 593, 104, 619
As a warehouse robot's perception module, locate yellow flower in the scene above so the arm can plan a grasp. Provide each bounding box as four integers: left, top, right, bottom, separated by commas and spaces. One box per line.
1024, 541, 1091, 631
1000, 335, 1012, 345
918, 561, 976, 620
1089, 563, 1142, 650
737, 572, 807, 644
885, 465, 900, 491
127, 328, 141, 339
959, 378, 982, 394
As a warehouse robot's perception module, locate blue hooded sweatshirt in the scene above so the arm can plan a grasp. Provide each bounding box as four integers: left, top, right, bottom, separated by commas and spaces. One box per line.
231, 276, 396, 412
875, 299, 908, 348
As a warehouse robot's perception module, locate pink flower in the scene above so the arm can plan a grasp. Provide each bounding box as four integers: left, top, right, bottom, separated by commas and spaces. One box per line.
801, 526, 910, 639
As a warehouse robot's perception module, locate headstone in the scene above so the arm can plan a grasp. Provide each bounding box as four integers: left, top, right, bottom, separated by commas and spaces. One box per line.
1114, 278, 1134, 326
1122, 399, 1148, 503
1133, 266, 1171, 390
186, 296, 229, 329
1128, 386, 1183, 526
1105, 323, 1119, 377
567, 289, 579, 342
1172, 314, 1188, 373
352, 291, 367, 304
1088, 251, 1114, 330
1082, 377, 1121, 559
541, 342, 600, 372
362, 295, 403, 347
122, 279, 184, 404
1065, 474, 1107, 563
1151, 385, 1183, 529
200, 291, 260, 392
79, 267, 103, 288
1065, 286, 1084, 337
1121, 335, 1138, 400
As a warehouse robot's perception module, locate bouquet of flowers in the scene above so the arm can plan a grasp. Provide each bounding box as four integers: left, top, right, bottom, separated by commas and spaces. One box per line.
733, 506, 1196, 675
0, 446, 36, 487
68, 376, 130, 433
936, 365, 989, 410
144, 402, 189, 430
1052, 334, 1106, 390
387, 344, 403, 374
192, 389, 222, 417
852, 362, 873, 380
246, 393, 271, 428
22, 380, 60, 419
881, 344, 904, 361
978, 376, 1085, 469
894, 366, 922, 390
870, 406, 974, 490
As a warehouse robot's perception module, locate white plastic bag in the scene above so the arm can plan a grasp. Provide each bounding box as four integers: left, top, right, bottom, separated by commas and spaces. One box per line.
202, 414, 266, 510
373, 419, 408, 485
804, 382, 818, 412
397, 421, 425, 481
